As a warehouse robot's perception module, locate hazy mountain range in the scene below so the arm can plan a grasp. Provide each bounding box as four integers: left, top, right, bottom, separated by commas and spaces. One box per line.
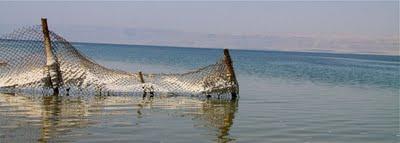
1, 24, 398, 55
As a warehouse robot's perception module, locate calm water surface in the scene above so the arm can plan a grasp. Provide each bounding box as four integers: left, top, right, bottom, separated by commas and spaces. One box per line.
0, 43, 399, 143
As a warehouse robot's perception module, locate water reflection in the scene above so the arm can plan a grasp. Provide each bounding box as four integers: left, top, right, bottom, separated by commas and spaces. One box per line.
38, 95, 93, 143
0, 93, 238, 143
194, 100, 238, 142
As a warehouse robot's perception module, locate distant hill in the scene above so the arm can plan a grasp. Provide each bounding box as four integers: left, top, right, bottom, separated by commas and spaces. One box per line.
1, 24, 398, 55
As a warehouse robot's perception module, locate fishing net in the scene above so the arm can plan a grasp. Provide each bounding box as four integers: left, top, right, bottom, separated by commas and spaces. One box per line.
0, 25, 239, 97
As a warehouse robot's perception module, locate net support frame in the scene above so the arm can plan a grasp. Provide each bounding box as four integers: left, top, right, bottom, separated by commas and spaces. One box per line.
41, 18, 62, 95
223, 49, 239, 99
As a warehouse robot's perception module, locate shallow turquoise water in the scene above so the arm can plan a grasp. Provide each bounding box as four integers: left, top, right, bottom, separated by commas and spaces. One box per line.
0, 43, 399, 142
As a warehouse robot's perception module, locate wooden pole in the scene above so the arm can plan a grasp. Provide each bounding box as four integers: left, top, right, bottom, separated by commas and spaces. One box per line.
138, 71, 145, 83
41, 18, 62, 95
138, 71, 147, 98
223, 49, 238, 98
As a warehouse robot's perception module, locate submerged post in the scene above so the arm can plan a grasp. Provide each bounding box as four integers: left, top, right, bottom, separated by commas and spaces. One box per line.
223, 49, 238, 99
138, 71, 147, 98
138, 71, 145, 83
41, 18, 62, 95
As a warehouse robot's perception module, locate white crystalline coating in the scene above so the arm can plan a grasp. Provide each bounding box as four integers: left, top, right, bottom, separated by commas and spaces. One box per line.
0, 26, 238, 96
46, 58, 56, 66
0, 67, 46, 87
162, 77, 203, 92
49, 69, 58, 77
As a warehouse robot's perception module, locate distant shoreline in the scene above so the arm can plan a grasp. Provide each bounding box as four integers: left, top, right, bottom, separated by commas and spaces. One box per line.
71, 41, 400, 57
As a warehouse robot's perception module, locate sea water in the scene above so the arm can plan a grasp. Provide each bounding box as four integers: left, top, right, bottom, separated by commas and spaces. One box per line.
0, 43, 398, 143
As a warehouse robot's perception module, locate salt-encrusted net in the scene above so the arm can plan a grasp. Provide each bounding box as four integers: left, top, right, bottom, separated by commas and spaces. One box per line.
0, 26, 238, 97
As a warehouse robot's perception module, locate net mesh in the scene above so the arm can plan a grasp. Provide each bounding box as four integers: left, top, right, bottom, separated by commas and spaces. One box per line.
0, 26, 239, 97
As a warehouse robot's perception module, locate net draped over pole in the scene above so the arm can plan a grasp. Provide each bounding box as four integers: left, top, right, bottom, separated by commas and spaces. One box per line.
0, 21, 239, 98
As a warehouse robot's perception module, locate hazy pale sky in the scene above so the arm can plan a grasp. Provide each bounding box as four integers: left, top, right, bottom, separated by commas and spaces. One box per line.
0, 1, 398, 38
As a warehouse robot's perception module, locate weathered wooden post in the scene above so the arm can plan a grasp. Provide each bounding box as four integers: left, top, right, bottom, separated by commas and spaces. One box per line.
138, 71, 145, 83
41, 18, 62, 95
223, 49, 239, 99
138, 71, 147, 98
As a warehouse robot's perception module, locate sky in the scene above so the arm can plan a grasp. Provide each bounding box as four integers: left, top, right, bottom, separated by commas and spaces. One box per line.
0, 1, 398, 55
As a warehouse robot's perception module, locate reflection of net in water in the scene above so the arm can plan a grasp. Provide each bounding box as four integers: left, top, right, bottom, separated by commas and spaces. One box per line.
0, 21, 238, 97
0, 93, 238, 142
